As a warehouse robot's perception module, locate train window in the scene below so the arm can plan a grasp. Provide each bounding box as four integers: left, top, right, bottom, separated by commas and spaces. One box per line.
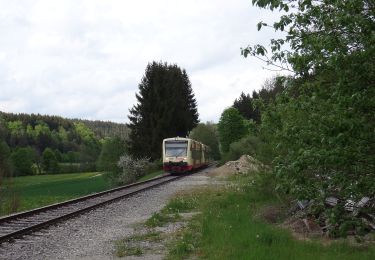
165, 141, 188, 157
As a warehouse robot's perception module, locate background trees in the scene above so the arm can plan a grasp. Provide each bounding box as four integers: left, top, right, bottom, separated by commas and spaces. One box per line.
217, 108, 247, 153
97, 137, 127, 173
0, 112, 130, 175
189, 122, 221, 160
128, 61, 199, 160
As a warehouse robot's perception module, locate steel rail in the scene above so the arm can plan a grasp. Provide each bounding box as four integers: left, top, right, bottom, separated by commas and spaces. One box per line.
0, 174, 183, 244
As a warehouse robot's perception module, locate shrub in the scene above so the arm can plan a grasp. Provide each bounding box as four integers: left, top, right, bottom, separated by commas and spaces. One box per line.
115, 155, 149, 185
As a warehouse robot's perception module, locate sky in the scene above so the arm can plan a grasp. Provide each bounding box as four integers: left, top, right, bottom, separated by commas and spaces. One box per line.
0, 0, 284, 123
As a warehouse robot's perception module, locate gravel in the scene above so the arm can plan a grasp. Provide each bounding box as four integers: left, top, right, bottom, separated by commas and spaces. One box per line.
0, 169, 217, 260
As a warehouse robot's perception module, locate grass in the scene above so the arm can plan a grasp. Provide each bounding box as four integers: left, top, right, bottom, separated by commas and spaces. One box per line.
2, 172, 110, 214
137, 170, 164, 182
145, 212, 181, 227
114, 231, 162, 257
115, 242, 143, 257
1, 169, 164, 216
166, 173, 375, 260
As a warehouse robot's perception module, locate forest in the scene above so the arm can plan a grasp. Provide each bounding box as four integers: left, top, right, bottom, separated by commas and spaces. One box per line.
0, 111, 129, 176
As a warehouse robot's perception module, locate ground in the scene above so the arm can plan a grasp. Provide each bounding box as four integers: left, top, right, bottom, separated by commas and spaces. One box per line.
0, 169, 217, 260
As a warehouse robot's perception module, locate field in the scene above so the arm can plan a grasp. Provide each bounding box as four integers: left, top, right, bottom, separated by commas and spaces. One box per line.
3, 172, 111, 214
1, 170, 165, 216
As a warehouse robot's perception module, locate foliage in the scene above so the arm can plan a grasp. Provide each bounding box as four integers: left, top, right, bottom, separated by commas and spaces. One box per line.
42, 148, 59, 173
222, 135, 273, 165
0, 112, 132, 175
128, 61, 199, 160
115, 155, 150, 185
72, 118, 130, 140
10, 147, 36, 176
242, 0, 374, 75
240, 0, 375, 235
97, 137, 127, 173
189, 122, 221, 160
233, 92, 260, 122
217, 108, 247, 153
232, 76, 286, 125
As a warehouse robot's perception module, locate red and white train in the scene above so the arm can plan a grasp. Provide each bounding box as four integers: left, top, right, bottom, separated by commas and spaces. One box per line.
162, 137, 210, 173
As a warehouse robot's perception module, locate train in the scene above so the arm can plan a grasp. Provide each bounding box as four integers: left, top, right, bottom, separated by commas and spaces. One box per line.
162, 137, 210, 173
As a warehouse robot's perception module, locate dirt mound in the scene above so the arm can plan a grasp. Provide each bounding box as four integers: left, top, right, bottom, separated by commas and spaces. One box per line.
208, 155, 268, 177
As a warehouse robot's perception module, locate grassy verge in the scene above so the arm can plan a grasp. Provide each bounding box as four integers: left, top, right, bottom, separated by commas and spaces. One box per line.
2, 172, 110, 214
166, 173, 375, 260
137, 170, 164, 182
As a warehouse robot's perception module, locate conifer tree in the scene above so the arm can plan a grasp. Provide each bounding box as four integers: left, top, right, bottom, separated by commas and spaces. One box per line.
128, 61, 199, 159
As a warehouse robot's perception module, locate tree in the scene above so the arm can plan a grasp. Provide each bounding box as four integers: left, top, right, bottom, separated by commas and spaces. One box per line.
42, 148, 59, 173
217, 108, 247, 153
242, 0, 375, 236
128, 61, 199, 160
233, 92, 260, 123
10, 147, 36, 176
97, 137, 127, 173
189, 122, 221, 160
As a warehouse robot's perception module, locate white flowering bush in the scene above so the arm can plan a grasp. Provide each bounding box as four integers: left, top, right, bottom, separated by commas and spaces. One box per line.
116, 155, 150, 185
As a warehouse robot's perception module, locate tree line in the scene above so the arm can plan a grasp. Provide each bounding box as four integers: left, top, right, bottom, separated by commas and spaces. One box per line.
0, 112, 129, 176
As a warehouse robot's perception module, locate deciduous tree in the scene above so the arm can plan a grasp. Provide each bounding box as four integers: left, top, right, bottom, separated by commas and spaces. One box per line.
217, 108, 247, 153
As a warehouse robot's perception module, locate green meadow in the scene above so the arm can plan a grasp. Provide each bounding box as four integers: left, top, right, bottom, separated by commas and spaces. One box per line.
3, 172, 111, 214
1, 170, 164, 216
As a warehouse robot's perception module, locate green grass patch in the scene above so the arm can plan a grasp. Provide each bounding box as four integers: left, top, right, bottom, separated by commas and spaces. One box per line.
137, 170, 163, 182
162, 194, 200, 214
166, 173, 375, 260
127, 231, 163, 242
114, 231, 162, 257
145, 212, 181, 227
115, 241, 143, 257
2, 172, 110, 214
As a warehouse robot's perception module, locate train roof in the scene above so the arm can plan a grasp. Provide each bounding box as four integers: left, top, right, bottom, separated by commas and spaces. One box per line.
163, 137, 209, 148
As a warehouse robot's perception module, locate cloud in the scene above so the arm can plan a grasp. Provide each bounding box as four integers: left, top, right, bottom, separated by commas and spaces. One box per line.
0, 0, 285, 123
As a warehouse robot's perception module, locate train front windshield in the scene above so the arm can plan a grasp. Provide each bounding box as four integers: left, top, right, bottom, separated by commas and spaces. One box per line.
165, 141, 188, 157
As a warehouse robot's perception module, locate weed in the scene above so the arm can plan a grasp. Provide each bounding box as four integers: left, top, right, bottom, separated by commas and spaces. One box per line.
115, 240, 143, 257
127, 231, 162, 242
163, 196, 199, 214
145, 212, 181, 227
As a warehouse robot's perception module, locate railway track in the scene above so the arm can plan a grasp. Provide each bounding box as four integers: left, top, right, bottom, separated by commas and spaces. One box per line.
0, 173, 184, 244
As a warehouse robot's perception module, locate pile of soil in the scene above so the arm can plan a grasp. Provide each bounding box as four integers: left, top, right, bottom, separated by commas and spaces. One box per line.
208, 155, 268, 177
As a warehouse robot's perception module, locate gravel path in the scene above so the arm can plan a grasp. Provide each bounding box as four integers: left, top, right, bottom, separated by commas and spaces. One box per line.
0, 170, 217, 260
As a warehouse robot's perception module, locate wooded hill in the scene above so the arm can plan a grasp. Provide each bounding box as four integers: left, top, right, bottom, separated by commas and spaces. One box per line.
0, 111, 129, 176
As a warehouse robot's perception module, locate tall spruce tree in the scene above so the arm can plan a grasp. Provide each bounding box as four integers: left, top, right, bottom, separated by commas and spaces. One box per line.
128, 61, 199, 159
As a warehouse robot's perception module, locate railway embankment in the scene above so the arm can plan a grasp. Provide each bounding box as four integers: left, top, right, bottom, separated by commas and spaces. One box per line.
119, 156, 375, 259
0, 169, 217, 260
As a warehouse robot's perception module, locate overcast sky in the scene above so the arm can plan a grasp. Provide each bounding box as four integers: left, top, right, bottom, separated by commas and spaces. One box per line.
0, 0, 284, 123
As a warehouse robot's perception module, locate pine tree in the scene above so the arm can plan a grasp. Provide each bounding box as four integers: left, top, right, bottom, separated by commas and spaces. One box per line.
233, 92, 259, 123
128, 61, 199, 160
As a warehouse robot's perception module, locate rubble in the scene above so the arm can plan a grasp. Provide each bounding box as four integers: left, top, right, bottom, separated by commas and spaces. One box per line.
290, 196, 375, 235
207, 155, 268, 177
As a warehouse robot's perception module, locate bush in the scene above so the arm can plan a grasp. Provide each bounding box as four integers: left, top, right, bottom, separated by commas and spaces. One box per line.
42, 148, 59, 173
144, 159, 162, 175
10, 147, 36, 176
221, 135, 273, 165
115, 155, 150, 185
